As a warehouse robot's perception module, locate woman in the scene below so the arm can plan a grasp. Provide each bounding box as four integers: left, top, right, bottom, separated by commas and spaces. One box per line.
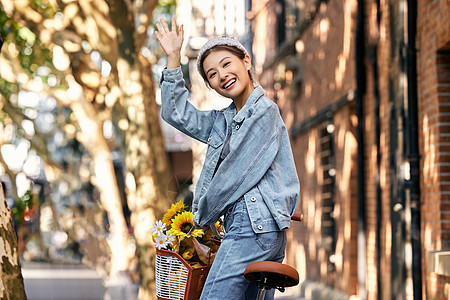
155, 18, 300, 300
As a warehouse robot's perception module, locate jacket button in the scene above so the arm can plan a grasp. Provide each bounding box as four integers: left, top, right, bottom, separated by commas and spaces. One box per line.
208, 137, 211, 141
236, 125, 240, 130
258, 225, 263, 230
251, 197, 256, 202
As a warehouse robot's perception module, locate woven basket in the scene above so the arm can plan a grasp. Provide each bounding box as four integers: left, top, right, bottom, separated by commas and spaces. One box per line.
155, 248, 211, 300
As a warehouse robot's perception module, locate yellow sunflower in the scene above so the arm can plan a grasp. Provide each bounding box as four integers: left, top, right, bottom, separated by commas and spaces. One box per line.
214, 221, 223, 234
169, 211, 204, 239
162, 200, 186, 225
170, 236, 180, 252
182, 250, 194, 260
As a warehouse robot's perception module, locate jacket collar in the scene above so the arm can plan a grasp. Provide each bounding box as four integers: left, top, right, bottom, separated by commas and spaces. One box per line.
229, 86, 265, 123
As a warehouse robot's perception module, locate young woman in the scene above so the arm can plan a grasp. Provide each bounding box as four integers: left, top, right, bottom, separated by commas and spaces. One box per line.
155, 18, 300, 300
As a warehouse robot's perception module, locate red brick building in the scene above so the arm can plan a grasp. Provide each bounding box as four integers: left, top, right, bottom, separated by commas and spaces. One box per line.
250, 0, 450, 299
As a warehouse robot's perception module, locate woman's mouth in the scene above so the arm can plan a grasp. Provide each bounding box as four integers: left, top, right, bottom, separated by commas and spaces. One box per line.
223, 78, 236, 90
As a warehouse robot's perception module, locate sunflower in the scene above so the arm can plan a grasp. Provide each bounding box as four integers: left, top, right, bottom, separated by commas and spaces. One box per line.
214, 221, 223, 234
169, 211, 204, 239
170, 236, 180, 252
162, 200, 186, 225
182, 250, 194, 260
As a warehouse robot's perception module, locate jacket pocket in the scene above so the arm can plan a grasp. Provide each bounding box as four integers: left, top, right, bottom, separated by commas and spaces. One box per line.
244, 185, 279, 233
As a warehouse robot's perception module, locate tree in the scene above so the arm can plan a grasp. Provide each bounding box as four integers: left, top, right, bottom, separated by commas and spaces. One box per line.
0, 32, 28, 300
0, 184, 27, 299
0, 1, 175, 298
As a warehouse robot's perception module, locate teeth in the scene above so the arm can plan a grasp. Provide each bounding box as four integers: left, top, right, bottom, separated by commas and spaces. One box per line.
224, 79, 236, 89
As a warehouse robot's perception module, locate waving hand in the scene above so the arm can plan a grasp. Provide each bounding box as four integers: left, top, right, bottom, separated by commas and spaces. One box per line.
155, 17, 184, 69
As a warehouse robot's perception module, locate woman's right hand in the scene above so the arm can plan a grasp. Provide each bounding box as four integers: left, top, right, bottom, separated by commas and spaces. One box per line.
155, 17, 184, 69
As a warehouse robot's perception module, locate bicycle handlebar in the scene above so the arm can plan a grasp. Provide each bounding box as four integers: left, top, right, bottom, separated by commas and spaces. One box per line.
291, 213, 304, 222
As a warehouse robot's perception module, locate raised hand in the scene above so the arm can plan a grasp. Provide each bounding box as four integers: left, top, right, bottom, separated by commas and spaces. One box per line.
155, 17, 184, 69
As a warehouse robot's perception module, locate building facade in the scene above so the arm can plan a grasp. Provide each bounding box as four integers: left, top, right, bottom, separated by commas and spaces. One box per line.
250, 0, 450, 299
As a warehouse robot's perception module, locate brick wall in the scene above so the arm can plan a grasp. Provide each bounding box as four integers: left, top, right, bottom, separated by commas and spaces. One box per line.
252, 0, 360, 297
417, 0, 450, 298
251, 0, 450, 298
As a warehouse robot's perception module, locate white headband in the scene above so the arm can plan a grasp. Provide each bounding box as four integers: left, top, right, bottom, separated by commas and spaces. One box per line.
196, 36, 249, 74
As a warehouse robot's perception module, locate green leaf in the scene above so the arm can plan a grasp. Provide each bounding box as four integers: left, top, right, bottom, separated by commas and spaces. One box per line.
17, 27, 36, 46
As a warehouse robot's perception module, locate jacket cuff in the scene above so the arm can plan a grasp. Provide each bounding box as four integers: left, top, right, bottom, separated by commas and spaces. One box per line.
192, 212, 200, 226
160, 67, 183, 84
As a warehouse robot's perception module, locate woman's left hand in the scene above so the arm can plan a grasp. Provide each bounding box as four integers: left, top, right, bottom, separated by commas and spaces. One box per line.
155, 17, 184, 69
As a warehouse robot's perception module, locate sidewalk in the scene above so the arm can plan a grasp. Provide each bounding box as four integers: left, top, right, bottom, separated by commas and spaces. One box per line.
22, 261, 105, 300
275, 287, 305, 300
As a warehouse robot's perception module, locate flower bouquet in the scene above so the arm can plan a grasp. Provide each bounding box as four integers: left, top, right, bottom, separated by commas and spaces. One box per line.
152, 200, 222, 300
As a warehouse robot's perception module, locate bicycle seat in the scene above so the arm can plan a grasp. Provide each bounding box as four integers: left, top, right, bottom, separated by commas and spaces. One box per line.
244, 261, 299, 291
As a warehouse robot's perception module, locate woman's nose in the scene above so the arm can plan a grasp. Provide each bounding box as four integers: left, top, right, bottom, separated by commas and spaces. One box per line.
219, 71, 227, 81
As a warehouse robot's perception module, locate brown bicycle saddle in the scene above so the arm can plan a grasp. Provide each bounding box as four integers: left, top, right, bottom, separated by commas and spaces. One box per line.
244, 261, 299, 290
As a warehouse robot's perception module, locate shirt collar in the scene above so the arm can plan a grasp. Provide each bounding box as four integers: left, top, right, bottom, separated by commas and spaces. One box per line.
232, 86, 265, 123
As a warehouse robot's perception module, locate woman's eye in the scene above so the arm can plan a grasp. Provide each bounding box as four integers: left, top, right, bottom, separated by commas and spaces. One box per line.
223, 62, 230, 67
209, 72, 216, 79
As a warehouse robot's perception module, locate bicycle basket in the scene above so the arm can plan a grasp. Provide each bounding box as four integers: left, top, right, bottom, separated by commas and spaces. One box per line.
156, 248, 210, 300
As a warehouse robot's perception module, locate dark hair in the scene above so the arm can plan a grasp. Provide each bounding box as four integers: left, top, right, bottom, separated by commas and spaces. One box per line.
199, 45, 254, 88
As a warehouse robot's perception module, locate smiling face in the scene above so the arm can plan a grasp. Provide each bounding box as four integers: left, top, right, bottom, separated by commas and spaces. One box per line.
201, 48, 254, 106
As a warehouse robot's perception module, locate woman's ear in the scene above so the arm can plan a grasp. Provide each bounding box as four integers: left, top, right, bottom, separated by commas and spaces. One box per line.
243, 55, 252, 70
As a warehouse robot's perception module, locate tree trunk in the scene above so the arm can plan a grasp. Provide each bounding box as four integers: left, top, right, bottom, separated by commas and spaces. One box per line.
0, 184, 27, 299
65, 80, 132, 277
138, 54, 176, 203
115, 56, 172, 299
107, 1, 175, 298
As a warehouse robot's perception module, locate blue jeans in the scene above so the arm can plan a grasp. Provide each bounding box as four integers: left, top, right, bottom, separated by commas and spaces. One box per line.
200, 199, 287, 300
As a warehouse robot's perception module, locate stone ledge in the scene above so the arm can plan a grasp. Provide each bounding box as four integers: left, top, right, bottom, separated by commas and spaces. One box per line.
427, 250, 450, 277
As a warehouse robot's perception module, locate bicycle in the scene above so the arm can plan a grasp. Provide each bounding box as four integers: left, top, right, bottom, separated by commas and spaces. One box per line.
155, 213, 303, 300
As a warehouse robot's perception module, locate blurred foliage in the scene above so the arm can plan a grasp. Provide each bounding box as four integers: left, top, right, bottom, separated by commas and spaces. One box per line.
157, 0, 176, 11
29, 0, 57, 17
0, 0, 177, 273
153, 0, 176, 26
12, 189, 34, 225
0, 5, 82, 237
0, 10, 56, 100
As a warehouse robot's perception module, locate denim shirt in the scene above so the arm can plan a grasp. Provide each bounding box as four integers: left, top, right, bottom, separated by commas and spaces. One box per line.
160, 67, 300, 233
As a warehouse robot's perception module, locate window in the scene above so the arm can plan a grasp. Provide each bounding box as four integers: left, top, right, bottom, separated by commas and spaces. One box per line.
319, 123, 337, 271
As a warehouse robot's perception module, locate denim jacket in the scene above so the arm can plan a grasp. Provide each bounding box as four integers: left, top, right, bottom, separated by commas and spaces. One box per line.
160, 67, 299, 233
